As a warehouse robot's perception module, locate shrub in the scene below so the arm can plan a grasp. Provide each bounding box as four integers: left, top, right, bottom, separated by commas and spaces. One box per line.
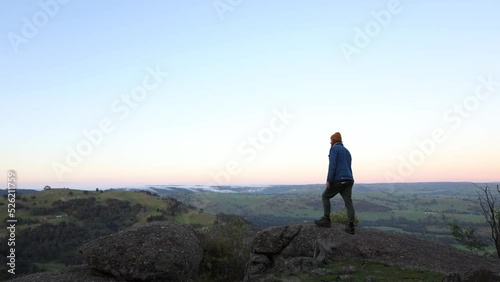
330, 208, 360, 225
197, 214, 253, 282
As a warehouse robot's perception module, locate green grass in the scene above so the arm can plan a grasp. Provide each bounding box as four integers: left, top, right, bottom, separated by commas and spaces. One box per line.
171, 188, 488, 226
358, 211, 395, 221
175, 210, 215, 227
164, 187, 495, 254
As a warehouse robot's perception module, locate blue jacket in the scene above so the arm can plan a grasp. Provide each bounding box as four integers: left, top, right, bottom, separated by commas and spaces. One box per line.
327, 142, 353, 182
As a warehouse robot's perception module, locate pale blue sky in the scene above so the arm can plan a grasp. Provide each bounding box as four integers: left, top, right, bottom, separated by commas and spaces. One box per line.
1, 1, 499, 189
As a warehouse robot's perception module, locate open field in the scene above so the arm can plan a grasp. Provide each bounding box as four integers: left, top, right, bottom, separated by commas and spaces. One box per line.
162, 182, 496, 249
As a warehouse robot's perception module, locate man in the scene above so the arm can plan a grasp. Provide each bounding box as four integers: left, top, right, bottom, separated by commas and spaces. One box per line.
315, 132, 356, 234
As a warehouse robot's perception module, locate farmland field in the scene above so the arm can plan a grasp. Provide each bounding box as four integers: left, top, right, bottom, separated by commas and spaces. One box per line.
163, 182, 497, 248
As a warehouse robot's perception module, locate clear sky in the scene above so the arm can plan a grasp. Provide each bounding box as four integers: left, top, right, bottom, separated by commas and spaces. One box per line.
1, 0, 499, 189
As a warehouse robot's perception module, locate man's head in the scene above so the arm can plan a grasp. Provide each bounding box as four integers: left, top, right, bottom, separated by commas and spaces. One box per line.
330, 132, 342, 145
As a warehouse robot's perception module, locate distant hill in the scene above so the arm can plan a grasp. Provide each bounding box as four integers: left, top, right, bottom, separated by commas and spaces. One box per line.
113, 181, 496, 195
14, 182, 496, 195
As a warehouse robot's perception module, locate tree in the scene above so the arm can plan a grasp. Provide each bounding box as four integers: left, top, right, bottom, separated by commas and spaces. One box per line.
448, 223, 488, 255
476, 184, 500, 258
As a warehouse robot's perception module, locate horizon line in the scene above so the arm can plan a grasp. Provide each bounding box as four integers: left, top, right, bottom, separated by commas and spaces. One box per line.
8, 180, 500, 191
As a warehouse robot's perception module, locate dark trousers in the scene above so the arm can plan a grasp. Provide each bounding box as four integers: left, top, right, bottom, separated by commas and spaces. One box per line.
322, 180, 355, 223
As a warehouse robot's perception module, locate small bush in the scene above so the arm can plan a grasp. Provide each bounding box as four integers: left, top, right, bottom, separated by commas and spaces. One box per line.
329, 208, 359, 225
197, 215, 253, 282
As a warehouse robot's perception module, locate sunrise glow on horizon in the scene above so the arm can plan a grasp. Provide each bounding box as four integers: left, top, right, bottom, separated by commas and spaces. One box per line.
2, 1, 499, 190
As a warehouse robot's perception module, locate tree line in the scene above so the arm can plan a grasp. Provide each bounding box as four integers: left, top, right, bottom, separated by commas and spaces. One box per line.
0, 197, 143, 280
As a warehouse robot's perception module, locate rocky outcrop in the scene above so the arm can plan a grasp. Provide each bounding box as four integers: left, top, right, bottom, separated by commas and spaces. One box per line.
10, 221, 203, 282
244, 223, 500, 281
10, 221, 500, 282
79, 221, 203, 281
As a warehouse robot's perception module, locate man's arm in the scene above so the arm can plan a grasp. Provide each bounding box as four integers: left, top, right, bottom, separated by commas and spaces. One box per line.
326, 147, 338, 185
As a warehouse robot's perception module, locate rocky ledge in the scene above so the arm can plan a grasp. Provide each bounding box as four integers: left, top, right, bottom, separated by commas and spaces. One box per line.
9, 222, 500, 282
244, 223, 500, 281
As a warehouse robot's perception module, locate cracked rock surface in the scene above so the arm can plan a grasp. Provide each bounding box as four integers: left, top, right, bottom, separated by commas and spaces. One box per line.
244, 223, 500, 281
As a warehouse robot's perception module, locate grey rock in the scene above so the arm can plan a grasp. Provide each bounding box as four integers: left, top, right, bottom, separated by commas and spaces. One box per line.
247, 274, 282, 282
278, 257, 319, 275
442, 272, 462, 282
80, 221, 202, 281
308, 267, 335, 277
246, 254, 273, 279
9, 265, 117, 282
461, 268, 500, 282
244, 223, 500, 281
252, 225, 301, 254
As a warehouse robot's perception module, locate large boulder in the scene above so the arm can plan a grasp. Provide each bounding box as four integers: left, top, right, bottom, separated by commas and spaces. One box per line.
80, 221, 202, 281
245, 223, 500, 281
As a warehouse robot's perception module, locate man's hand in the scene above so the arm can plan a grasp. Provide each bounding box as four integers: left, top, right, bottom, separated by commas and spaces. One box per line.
326, 182, 330, 189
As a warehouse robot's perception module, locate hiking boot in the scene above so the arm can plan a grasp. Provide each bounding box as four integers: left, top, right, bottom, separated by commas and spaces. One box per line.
314, 216, 331, 227
345, 222, 355, 234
